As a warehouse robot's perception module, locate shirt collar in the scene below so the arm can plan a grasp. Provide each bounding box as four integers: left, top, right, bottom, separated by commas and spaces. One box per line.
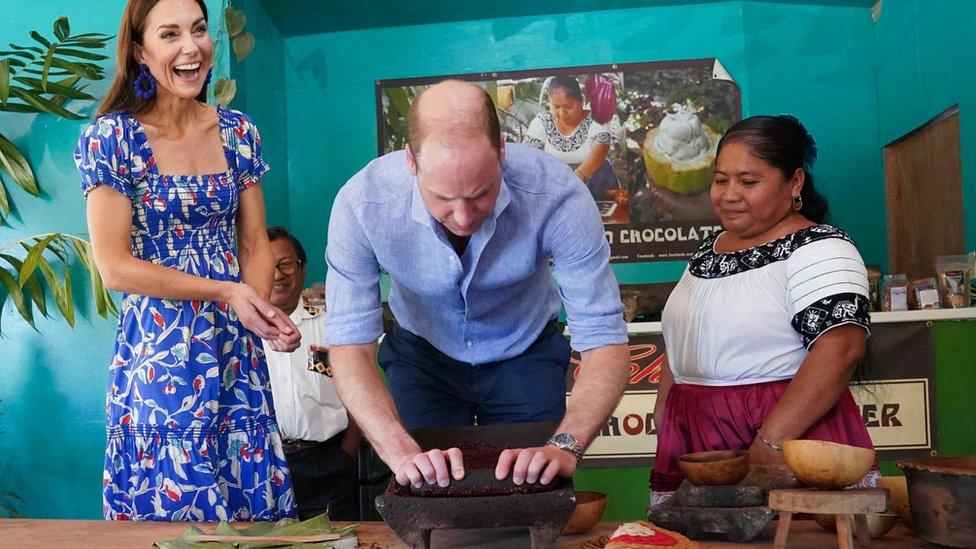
289, 295, 317, 325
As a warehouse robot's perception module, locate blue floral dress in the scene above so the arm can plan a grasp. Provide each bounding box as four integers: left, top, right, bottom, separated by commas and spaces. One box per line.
75, 106, 296, 521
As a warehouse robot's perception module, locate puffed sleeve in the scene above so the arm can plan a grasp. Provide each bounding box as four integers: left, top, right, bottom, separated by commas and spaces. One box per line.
228, 109, 270, 191
787, 234, 871, 348
74, 114, 134, 199
523, 113, 547, 149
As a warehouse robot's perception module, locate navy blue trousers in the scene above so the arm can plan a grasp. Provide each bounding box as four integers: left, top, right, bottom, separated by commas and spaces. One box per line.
377, 321, 571, 429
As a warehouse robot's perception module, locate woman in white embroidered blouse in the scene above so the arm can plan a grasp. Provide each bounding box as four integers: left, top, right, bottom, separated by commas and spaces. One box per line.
650, 115, 876, 502
523, 76, 620, 200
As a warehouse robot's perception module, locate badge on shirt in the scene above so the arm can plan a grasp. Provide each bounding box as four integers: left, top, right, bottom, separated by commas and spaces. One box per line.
308, 345, 333, 377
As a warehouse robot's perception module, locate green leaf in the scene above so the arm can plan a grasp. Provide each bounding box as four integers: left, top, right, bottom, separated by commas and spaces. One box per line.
0, 176, 9, 222
0, 267, 34, 329
62, 265, 74, 326
13, 76, 93, 100
9, 86, 83, 119
40, 47, 56, 91
232, 32, 254, 62
19, 233, 58, 282
0, 103, 38, 114
7, 44, 44, 54
34, 254, 69, 321
54, 17, 70, 42
52, 48, 109, 61
24, 271, 47, 318
0, 59, 10, 105
213, 77, 236, 106
28, 31, 51, 49
0, 132, 39, 195
0, 50, 35, 60
224, 7, 246, 36
48, 58, 99, 80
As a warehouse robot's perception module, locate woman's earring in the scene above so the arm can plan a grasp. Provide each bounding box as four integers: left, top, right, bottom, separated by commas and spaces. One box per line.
133, 63, 157, 100
204, 67, 213, 87
792, 195, 803, 211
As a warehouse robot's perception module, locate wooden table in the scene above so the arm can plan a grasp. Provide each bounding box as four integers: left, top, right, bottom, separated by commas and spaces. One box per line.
0, 519, 929, 548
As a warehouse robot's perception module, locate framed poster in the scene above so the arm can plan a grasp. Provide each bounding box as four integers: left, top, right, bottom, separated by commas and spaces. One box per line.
376, 58, 741, 262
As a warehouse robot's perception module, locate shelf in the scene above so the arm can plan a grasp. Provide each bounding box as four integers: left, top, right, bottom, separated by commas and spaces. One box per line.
869, 307, 976, 324
621, 308, 976, 334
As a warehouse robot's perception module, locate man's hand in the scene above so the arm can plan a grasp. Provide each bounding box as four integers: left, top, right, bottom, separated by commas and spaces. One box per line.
495, 445, 577, 486
393, 447, 465, 488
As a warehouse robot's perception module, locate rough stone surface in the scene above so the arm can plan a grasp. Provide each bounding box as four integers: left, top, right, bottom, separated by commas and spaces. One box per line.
647, 500, 776, 542
376, 422, 575, 549
673, 482, 768, 508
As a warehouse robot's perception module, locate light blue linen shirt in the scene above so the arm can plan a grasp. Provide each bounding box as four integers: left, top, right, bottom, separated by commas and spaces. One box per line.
325, 143, 627, 364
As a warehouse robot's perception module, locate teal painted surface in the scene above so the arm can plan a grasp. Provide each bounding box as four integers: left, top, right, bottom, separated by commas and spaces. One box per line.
874, 0, 976, 251
0, 0, 229, 519
741, 1, 887, 269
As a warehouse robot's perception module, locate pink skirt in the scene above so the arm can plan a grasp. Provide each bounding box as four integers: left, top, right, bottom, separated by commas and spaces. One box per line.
650, 379, 875, 494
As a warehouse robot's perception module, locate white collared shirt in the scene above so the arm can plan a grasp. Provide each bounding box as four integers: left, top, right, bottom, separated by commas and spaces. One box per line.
263, 296, 348, 441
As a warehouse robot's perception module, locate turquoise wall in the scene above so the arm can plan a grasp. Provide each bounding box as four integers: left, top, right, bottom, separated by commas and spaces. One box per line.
1, 0, 972, 521
873, 0, 976, 250
0, 0, 229, 519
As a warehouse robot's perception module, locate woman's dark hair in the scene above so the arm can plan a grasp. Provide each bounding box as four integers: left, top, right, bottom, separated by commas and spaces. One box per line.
716, 115, 829, 223
547, 76, 583, 101
267, 226, 307, 266
97, 0, 209, 117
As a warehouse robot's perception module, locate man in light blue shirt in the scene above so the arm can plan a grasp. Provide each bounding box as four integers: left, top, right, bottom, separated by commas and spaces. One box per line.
326, 80, 629, 490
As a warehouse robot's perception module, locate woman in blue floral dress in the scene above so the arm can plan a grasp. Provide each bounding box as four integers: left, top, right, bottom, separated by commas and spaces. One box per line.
75, 0, 299, 521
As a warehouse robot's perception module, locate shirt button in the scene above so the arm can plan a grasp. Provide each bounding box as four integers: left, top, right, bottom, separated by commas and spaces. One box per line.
466, 341, 473, 348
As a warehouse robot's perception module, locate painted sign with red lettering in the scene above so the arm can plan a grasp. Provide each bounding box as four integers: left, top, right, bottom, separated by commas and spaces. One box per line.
567, 324, 937, 467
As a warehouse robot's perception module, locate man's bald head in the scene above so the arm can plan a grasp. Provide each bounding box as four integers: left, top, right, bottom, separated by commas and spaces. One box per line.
408, 80, 502, 164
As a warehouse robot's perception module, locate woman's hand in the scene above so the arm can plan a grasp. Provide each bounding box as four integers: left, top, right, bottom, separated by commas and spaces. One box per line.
223, 282, 301, 352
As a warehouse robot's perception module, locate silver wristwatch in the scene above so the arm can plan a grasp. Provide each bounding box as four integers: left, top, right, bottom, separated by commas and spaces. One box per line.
547, 432, 584, 463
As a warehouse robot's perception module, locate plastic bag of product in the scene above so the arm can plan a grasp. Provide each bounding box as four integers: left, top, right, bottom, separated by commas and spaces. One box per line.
935, 255, 972, 309
969, 252, 976, 307
911, 277, 942, 310
882, 274, 909, 311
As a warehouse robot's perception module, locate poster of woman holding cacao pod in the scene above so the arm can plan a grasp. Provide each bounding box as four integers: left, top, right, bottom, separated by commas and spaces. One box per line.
375, 58, 741, 263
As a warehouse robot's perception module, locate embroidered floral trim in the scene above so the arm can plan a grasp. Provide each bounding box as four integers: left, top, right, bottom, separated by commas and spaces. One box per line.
689, 224, 855, 279
791, 292, 871, 348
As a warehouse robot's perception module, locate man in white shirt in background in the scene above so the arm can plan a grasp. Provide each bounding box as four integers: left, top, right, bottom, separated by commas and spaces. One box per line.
263, 226, 362, 520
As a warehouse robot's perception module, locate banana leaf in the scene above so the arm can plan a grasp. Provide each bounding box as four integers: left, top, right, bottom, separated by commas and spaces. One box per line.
155, 512, 358, 549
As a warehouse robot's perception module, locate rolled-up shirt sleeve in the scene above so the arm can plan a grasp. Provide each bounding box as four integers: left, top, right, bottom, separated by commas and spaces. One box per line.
325, 185, 385, 345
546, 178, 628, 352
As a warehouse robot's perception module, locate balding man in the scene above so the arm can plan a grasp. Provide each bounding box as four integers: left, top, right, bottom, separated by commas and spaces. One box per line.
325, 80, 629, 490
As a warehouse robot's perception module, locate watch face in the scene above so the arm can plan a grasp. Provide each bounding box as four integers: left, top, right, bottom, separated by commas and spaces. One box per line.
553, 433, 575, 445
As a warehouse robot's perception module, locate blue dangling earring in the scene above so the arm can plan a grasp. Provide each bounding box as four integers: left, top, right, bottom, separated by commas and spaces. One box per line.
204, 67, 213, 87
133, 63, 157, 100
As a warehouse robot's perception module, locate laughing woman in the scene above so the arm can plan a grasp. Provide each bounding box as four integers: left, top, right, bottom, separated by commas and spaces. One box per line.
75, 0, 300, 521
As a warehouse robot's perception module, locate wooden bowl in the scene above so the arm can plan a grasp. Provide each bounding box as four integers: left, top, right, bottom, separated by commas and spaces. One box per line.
562, 491, 608, 535
877, 476, 912, 530
678, 450, 749, 486
782, 440, 874, 489
813, 512, 899, 538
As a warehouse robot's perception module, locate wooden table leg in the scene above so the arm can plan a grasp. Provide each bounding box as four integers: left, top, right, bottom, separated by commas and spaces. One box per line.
853, 514, 871, 546
836, 514, 855, 549
773, 511, 793, 549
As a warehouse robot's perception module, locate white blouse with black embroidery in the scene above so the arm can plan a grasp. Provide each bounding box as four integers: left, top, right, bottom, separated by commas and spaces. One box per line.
662, 224, 871, 386
523, 111, 613, 164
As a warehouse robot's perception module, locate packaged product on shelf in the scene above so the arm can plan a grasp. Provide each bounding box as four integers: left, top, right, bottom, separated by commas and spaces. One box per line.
935, 255, 972, 308
969, 252, 976, 307
882, 274, 909, 311
910, 277, 942, 310
866, 265, 883, 311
